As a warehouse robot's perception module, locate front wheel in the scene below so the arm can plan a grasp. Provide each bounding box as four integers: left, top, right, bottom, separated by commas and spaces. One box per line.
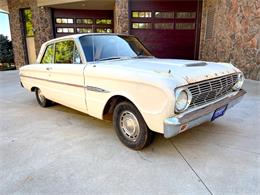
35, 88, 52, 107
113, 101, 154, 150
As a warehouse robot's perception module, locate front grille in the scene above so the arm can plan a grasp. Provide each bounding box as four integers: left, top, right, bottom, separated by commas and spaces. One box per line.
188, 74, 238, 109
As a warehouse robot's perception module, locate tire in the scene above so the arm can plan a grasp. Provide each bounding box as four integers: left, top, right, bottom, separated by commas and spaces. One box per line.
35, 88, 52, 107
113, 101, 154, 150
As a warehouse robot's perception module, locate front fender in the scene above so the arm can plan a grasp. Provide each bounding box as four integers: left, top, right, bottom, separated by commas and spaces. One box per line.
85, 80, 174, 134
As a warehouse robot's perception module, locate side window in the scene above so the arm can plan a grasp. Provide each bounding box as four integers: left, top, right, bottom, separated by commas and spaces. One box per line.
41, 44, 54, 64
74, 45, 82, 64
55, 40, 74, 64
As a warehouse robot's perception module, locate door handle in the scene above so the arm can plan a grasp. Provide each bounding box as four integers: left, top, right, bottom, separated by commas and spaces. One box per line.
46, 67, 52, 71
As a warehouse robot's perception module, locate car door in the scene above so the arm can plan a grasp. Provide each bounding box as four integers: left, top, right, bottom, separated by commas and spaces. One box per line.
46, 39, 87, 113
23, 43, 54, 100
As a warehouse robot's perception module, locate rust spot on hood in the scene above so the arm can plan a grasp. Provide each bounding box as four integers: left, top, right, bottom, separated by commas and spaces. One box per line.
184, 76, 195, 84
184, 73, 223, 84
233, 68, 239, 73
183, 70, 239, 84
153, 69, 174, 77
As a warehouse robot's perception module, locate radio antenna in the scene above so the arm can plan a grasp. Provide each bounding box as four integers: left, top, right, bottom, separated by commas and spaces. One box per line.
91, 24, 96, 63
92, 24, 95, 62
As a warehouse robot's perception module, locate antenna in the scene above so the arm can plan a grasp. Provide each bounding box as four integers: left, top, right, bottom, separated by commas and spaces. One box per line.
92, 24, 95, 63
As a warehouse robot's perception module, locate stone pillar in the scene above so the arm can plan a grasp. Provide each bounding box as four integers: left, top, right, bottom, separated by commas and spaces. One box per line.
7, 0, 30, 68
199, 0, 260, 80
32, 6, 53, 55
7, 0, 53, 68
114, 0, 129, 34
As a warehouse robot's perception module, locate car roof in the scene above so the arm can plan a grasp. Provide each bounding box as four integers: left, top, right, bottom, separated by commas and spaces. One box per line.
44, 33, 133, 45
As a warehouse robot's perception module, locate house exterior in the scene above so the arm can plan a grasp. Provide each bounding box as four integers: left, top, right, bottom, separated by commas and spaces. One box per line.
1, 0, 259, 80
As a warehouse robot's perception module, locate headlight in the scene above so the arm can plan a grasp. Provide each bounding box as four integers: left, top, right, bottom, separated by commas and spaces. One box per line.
232, 73, 244, 91
175, 88, 192, 113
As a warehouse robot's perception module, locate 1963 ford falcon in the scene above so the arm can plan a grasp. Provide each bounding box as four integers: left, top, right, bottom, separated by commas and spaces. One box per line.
20, 33, 246, 150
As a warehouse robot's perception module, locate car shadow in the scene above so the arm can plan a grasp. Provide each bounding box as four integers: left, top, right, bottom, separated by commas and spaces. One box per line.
46, 103, 225, 157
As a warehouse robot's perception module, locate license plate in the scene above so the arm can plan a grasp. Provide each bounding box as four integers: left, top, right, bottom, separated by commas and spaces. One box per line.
211, 105, 228, 121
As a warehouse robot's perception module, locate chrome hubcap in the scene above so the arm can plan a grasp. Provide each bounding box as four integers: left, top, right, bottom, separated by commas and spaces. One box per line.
119, 111, 140, 141
38, 89, 45, 102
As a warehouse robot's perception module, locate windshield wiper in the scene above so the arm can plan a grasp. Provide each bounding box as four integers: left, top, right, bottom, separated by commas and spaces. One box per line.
97, 57, 123, 61
132, 55, 154, 59
97, 55, 153, 62
97, 56, 130, 62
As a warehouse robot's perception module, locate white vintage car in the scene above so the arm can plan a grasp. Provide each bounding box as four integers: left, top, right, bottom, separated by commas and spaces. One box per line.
20, 33, 246, 150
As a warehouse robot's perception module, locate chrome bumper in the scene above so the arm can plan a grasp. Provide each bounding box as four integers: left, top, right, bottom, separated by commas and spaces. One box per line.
164, 89, 246, 138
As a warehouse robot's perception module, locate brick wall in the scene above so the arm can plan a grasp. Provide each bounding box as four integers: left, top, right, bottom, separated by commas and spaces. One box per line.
7, 0, 53, 68
199, 0, 260, 80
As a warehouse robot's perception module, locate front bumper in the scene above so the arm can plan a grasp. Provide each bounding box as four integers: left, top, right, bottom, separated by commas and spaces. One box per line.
164, 89, 246, 138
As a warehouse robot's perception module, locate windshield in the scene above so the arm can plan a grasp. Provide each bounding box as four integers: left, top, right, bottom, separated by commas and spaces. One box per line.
79, 35, 152, 62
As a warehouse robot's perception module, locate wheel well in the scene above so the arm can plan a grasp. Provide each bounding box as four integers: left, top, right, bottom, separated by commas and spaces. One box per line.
31, 87, 38, 92
103, 95, 134, 120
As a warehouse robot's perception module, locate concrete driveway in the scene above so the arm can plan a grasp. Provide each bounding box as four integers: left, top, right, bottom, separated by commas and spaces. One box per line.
0, 70, 259, 195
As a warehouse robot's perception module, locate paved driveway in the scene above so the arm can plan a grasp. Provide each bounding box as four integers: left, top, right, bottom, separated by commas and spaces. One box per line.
0, 70, 259, 194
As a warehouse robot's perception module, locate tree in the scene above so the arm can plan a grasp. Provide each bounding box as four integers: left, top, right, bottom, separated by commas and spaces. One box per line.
0, 34, 14, 64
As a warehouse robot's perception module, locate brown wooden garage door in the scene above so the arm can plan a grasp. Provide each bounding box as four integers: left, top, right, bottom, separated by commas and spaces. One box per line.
53, 9, 113, 37
129, 0, 202, 59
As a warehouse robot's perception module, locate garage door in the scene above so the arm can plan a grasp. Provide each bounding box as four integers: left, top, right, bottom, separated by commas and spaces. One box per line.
53, 9, 113, 37
129, 0, 202, 59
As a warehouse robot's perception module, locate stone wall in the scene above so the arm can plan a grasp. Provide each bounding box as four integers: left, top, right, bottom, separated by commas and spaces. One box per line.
199, 0, 260, 80
32, 6, 53, 55
0, 0, 8, 12
114, 0, 129, 34
7, 0, 53, 68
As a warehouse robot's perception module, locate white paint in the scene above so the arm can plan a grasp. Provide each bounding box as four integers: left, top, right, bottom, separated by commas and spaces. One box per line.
20, 34, 243, 134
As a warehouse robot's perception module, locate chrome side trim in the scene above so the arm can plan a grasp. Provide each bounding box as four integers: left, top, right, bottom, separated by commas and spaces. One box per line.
20, 75, 110, 93
86, 86, 110, 93
20, 75, 84, 88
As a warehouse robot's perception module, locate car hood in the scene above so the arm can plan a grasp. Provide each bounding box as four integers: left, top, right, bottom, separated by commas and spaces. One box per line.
98, 58, 240, 84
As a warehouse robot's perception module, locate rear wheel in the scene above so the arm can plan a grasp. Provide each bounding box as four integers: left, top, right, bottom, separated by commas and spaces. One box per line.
113, 101, 154, 150
35, 88, 52, 107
